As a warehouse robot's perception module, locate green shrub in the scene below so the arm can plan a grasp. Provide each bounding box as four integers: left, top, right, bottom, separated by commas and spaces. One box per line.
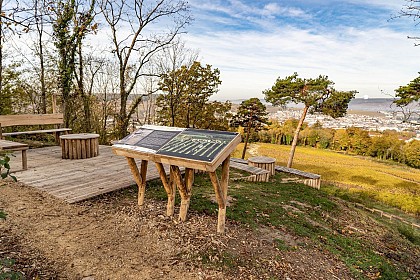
0, 153, 16, 182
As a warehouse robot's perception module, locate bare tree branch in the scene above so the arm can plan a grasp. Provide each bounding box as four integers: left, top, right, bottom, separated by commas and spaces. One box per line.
100, 0, 191, 138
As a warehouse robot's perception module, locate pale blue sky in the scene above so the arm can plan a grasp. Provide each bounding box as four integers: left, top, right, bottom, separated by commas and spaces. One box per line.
182, 0, 420, 100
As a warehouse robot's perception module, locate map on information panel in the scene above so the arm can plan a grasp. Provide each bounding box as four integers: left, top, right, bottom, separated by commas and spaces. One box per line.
114, 125, 239, 162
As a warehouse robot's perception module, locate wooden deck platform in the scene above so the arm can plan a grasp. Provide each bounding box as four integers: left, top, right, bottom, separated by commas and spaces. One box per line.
8, 145, 169, 203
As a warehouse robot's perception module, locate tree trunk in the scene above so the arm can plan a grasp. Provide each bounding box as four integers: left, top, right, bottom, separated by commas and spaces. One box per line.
60, 54, 74, 128
242, 118, 253, 159
57, 34, 76, 128
185, 103, 190, 128
116, 108, 129, 139
0, 0, 3, 99
62, 93, 71, 127
39, 43, 46, 113
171, 99, 175, 126
287, 105, 309, 168
35, 0, 47, 114
77, 42, 91, 132
116, 65, 128, 138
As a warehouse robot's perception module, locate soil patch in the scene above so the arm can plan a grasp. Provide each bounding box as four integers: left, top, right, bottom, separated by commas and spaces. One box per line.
0, 181, 355, 279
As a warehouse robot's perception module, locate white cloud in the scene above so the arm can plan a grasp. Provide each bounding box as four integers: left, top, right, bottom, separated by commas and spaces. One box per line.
189, 0, 310, 28
183, 26, 420, 100
346, 0, 402, 10
189, 1, 231, 15
262, 3, 281, 15
260, 3, 309, 19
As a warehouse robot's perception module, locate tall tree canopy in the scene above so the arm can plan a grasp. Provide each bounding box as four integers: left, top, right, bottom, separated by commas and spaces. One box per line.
51, 0, 96, 127
231, 98, 269, 159
394, 74, 420, 124
264, 72, 356, 167
156, 61, 230, 130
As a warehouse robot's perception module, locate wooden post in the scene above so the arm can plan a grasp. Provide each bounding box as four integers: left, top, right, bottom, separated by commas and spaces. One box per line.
170, 168, 176, 210
219, 155, 230, 233
71, 140, 77, 159
209, 155, 230, 233
139, 160, 148, 205
126, 157, 148, 206
185, 168, 194, 194
86, 138, 91, 158
22, 149, 27, 170
54, 132, 60, 144
155, 162, 176, 216
171, 165, 192, 222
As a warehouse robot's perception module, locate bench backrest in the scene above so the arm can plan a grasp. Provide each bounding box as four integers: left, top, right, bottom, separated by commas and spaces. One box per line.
0, 114, 64, 127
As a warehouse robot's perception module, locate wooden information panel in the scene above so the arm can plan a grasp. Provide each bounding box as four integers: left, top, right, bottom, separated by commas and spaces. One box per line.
112, 125, 241, 233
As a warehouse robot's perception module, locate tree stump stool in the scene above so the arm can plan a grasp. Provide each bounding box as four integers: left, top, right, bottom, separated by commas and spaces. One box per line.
60, 133, 99, 159
248, 156, 276, 182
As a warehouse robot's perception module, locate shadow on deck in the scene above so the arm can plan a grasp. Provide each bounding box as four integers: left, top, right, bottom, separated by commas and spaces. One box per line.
9, 145, 167, 203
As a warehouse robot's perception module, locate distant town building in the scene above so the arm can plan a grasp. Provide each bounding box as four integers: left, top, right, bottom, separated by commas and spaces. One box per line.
272, 108, 419, 135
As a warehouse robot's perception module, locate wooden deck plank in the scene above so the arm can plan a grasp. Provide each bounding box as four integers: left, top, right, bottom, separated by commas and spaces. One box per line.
9, 146, 171, 203
55, 178, 135, 200
53, 170, 164, 202
65, 180, 139, 203
49, 169, 161, 196
22, 161, 130, 186
56, 170, 163, 200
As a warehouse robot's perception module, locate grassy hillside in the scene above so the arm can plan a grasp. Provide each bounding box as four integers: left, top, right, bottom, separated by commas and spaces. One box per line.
233, 143, 420, 214
146, 171, 419, 279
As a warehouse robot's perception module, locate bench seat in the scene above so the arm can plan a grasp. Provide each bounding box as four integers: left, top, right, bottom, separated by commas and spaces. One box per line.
0, 113, 72, 144
230, 157, 321, 188
275, 165, 320, 179
230, 161, 270, 175
2, 128, 72, 137
275, 165, 321, 189
0, 140, 28, 170
229, 159, 270, 182
230, 157, 248, 164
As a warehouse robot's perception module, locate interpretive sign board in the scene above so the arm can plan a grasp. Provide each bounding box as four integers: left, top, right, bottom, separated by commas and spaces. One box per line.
114, 125, 239, 163
112, 125, 241, 233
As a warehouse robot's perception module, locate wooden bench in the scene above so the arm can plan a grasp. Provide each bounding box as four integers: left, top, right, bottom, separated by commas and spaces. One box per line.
230, 157, 321, 188
230, 159, 270, 182
0, 114, 72, 143
230, 157, 248, 164
275, 165, 321, 189
0, 140, 28, 170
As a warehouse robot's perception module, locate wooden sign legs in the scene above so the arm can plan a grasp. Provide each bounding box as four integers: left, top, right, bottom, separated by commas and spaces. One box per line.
171, 166, 194, 222
127, 156, 231, 233
209, 155, 230, 233
155, 163, 194, 220
126, 157, 148, 206
155, 162, 176, 216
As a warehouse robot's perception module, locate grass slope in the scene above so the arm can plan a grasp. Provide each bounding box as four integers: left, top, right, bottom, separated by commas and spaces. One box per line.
147, 172, 419, 280
234, 143, 420, 214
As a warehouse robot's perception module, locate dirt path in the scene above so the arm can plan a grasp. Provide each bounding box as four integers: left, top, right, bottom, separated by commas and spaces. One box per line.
0, 181, 354, 279
247, 143, 259, 157
1, 182, 211, 279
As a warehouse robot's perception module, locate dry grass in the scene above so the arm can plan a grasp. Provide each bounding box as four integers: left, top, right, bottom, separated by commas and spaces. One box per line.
233, 143, 420, 214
